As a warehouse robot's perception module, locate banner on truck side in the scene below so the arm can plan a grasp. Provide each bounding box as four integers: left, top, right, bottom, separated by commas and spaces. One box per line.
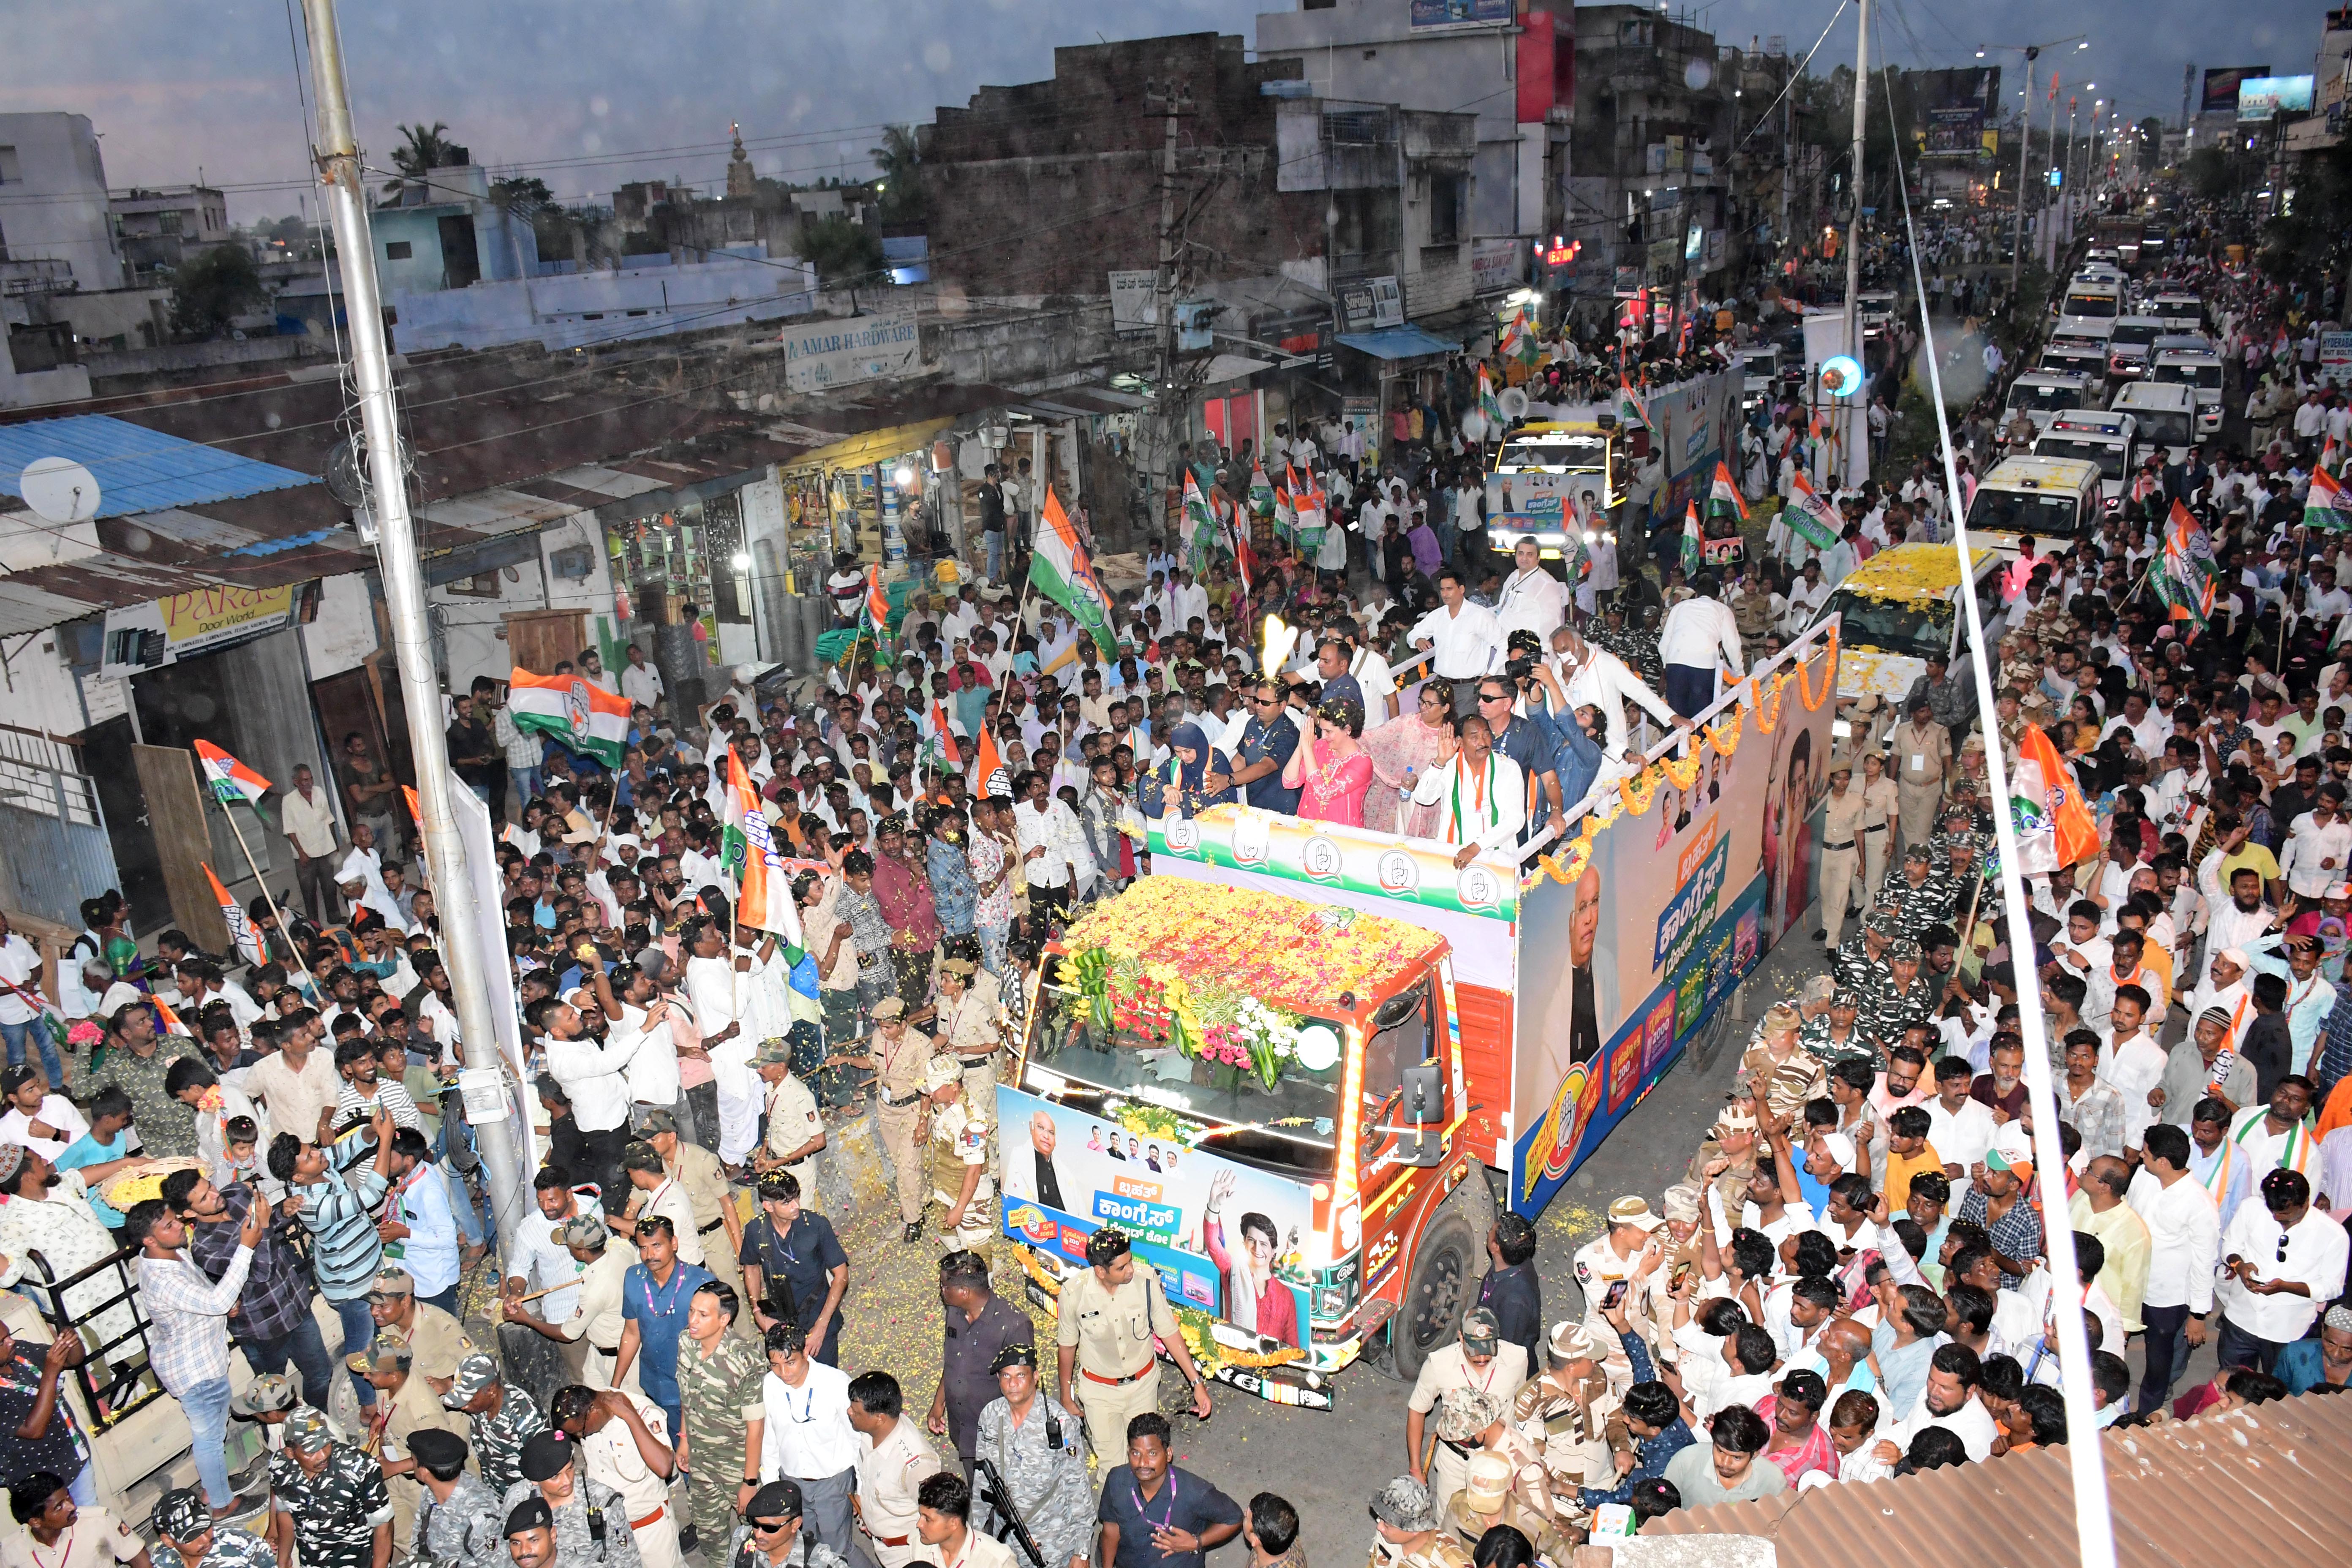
1510, 624, 1839, 1213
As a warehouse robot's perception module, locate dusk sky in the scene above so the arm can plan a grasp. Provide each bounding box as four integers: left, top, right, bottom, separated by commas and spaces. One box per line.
7, 1, 2334, 224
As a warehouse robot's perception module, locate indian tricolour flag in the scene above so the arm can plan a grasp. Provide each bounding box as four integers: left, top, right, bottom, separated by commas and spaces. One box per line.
1680, 501, 1701, 576
2011, 724, 2100, 876
1030, 489, 1116, 653
508, 668, 632, 767
2306, 465, 2352, 533
1785, 471, 1841, 551
193, 740, 270, 806
1710, 460, 1749, 523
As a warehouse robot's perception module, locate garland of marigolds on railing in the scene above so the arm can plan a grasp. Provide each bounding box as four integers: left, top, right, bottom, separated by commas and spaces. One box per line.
1528, 626, 1837, 893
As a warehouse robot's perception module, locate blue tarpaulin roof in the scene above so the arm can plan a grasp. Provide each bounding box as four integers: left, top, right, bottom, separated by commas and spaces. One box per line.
1335, 326, 1460, 361
0, 414, 317, 520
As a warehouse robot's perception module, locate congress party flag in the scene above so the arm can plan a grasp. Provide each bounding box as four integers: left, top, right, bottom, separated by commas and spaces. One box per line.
507, 668, 632, 767
970, 724, 1012, 800
1029, 489, 1117, 655
193, 739, 270, 807
1680, 501, 1701, 577
2011, 724, 2100, 875
1785, 471, 1842, 551
728, 751, 803, 945
1477, 362, 1505, 430
204, 863, 265, 965
2305, 464, 2352, 533
927, 701, 963, 769
1709, 459, 1750, 523
864, 565, 892, 634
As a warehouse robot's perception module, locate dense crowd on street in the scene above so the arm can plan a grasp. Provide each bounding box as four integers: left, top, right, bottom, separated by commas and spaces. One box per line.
4, 174, 2352, 1568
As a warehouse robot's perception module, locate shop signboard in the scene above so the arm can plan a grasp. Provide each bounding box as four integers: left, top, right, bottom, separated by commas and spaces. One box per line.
1409, 0, 1511, 26
2321, 331, 2352, 376
1612, 267, 1641, 299
1470, 237, 1525, 295
101, 585, 295, 676
2202, 67, 2272, 116
780, 306, 923, 393
1704, 229, 1726, 272
1109, 270, 1159, 337
2237, 75, 2315, 121
1337, 275, 1407, 332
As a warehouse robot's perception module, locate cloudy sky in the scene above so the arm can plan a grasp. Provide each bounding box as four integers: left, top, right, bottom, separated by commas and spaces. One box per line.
7, 0, 2333, 225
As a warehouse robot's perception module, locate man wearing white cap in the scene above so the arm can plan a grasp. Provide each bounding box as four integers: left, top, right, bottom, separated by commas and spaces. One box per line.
336, 822, 411, 934
1571, 1196, 1664, 1384
2185, 946, 2257, 1053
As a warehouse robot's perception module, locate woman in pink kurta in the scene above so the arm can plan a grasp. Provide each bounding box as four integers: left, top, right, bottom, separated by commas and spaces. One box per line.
1360, 680, 1459, 836
1283, 696, 1374, 827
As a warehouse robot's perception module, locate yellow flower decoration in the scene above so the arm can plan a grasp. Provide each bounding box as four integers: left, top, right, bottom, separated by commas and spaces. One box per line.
1660, 748, 1704, 791
1618, 763, 1661, 817
1797, 624, 1839, 710
1754, 672, 1791, 734
1707, 713, 1744, 755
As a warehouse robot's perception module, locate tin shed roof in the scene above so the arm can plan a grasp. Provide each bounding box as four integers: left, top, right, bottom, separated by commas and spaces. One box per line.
1642, 1393, 2352, 1568
0, 413, 317, 518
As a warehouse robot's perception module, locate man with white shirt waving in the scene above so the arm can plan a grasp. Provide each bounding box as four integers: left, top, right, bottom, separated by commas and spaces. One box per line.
1409, 714, 1527, 870
1655, 573, 1744, 718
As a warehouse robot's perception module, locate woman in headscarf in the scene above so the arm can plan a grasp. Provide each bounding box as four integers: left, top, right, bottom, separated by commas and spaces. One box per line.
1361, 680, 1460, 836
1141, 722, 1236, 820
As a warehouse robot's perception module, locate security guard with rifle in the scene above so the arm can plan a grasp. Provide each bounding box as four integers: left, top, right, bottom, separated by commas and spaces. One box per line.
973, 1344, 1090, 1568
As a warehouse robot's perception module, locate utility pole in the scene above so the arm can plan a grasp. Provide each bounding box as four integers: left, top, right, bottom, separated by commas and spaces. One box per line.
297, 0, 527, 1257
1839, 0, 1869, 486
1146, 79, 1192, 509
2011, 47, 2039, 292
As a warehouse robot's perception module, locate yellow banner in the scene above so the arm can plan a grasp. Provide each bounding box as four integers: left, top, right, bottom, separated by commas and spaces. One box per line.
158, 586, 294, 646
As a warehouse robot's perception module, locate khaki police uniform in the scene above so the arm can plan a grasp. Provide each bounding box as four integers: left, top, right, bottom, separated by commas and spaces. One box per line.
1819, 779, 1867, 948
1054, 1259, 1183, 1464
936, 969, 1008, 1112
1568, 1238, 1653, 1391
760, 1070, 828, 1217
1405, 1343, 1531, 1522
929, 1093, 996, 1251
874, 1017, 939, 1225
1859, 770, 1898, 896
1892, 719, 1950, 856
668, 1140, 753, 1337
555, 1245, 639, 1391
1445, 1490, 1577, 1563
853, 1414, 945, 1568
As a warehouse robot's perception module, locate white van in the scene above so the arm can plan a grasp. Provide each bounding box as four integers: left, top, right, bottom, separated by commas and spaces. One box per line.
2106, 315, 2169, 382
2146, 292, 2208, 335
2034, 410, 2138, 506
2149, 348, 2225, 437
1818, 544, 2002, 708
2110, 380, 2198, 461
2048, 316, 2118, 355
1964, 455, 2104, 552
2060, 278, 2123, 318
2039, 343, 2110, 402
2004, 370, 2095, 435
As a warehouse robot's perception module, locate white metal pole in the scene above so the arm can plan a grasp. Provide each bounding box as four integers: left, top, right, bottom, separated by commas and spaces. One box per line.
298, 0, 528, 1257
1885, 81, 2118, 1568
1839, 0, 1870, 486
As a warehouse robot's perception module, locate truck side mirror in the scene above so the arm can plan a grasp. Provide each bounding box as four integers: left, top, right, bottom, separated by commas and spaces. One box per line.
1399, 1062, 1445, 1167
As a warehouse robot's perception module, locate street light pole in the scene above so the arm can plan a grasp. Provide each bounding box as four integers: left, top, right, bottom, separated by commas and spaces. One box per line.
1840, 0, 1870, 485
297, 0, 528, 1256
2011, 49, 2038, 292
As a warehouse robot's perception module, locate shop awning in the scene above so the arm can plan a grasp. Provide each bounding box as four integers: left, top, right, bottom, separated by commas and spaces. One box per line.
1336, 326, 1461, 362
777, 417, 959, 475
1196, 353, 1276, 387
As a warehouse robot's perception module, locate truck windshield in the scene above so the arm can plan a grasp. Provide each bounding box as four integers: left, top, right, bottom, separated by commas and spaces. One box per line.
2036, 437, 2128, 480
1967, 486, 2084, 539
1024, 984, 1341, 1176
1497, 436, 1606, 473
1816, 589, 1957, 660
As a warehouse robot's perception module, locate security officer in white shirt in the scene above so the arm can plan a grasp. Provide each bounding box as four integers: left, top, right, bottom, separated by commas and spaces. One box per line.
1494, 536, 1570, 643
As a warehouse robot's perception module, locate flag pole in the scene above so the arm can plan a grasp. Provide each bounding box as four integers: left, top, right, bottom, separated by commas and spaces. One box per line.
211, 791, 324, 1004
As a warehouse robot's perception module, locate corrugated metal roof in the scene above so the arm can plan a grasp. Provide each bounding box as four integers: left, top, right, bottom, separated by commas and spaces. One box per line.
0, 414, 316, 518
1643, 1393, 2352, 1568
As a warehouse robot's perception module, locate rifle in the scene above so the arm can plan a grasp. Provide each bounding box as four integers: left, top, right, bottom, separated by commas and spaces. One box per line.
972, 1457, 1048, 1568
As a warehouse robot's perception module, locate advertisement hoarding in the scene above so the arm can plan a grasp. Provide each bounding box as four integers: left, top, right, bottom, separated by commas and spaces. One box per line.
780, 307, 922, 393
2202, 66, 2272, 115
1410, 0, 1513, 26
2237, 75, 2316, 120
1511, 627, 1840, 1211
1917, 66, 2001, 156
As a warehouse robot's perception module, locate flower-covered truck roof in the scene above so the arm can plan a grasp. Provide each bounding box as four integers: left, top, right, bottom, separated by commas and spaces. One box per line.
1060, 877, 1446, 1017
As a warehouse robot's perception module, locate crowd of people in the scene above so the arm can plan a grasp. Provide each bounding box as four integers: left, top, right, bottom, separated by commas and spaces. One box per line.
5, 185, 2352, 1568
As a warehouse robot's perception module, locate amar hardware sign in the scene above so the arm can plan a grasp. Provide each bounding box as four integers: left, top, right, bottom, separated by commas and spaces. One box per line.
780, 308, 923, 393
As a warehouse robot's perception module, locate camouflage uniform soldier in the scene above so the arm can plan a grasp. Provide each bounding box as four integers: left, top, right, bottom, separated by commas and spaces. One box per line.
1797, 992, 1873, 1067
444, 1352, 550, 1497
1859, 939, 1935, 1065
504, 1431, 643, 1568
1367, 1477, 1472, 1568
152, 1489, 282, 1568
1875, 844, 1952, 942
973, 1343, 1092, 1568
677, 1280, 768, 1559
268, 1405, 396, 1568
1830, 914, 1896, 997
407, 1428, 509, 1568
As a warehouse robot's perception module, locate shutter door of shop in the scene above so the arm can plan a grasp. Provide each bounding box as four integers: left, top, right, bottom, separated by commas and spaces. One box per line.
503, 610, 588, 678
131, 743, 233, 954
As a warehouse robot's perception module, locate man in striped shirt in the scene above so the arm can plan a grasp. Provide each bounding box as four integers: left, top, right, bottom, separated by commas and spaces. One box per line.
335, 1035, 423, 1133
270, 1108, 397, 1413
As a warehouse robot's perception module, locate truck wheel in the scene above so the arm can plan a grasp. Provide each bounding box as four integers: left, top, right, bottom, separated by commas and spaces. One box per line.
1390, 1207, 1474, 1383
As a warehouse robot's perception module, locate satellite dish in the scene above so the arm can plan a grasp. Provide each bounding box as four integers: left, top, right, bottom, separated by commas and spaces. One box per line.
322, 431, 416, 508
1497, 387, 1532, 422
18, 457, 102, 525
1684, 58, 1715, 92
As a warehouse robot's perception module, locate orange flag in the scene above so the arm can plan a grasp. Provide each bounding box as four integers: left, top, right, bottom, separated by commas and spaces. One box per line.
970, 724, 1011, 800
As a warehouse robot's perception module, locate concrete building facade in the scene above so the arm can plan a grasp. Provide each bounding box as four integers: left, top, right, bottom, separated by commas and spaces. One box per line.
0, 113, 128, 292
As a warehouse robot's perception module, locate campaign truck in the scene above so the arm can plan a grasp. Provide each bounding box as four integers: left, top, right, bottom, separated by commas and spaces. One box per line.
995, 623, 1842, 1403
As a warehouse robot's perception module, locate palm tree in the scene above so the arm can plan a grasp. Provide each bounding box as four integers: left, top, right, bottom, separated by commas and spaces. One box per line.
382, 121, 456, 205
869, 123, 926, 223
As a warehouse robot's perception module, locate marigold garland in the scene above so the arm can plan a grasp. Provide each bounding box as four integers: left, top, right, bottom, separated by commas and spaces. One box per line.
1706, 714, 1744, 756
1753, 672, 1791, 734
1617, 762, 1663, 817
1659, 749, 1705, 791
1796, 628, 1837, 710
